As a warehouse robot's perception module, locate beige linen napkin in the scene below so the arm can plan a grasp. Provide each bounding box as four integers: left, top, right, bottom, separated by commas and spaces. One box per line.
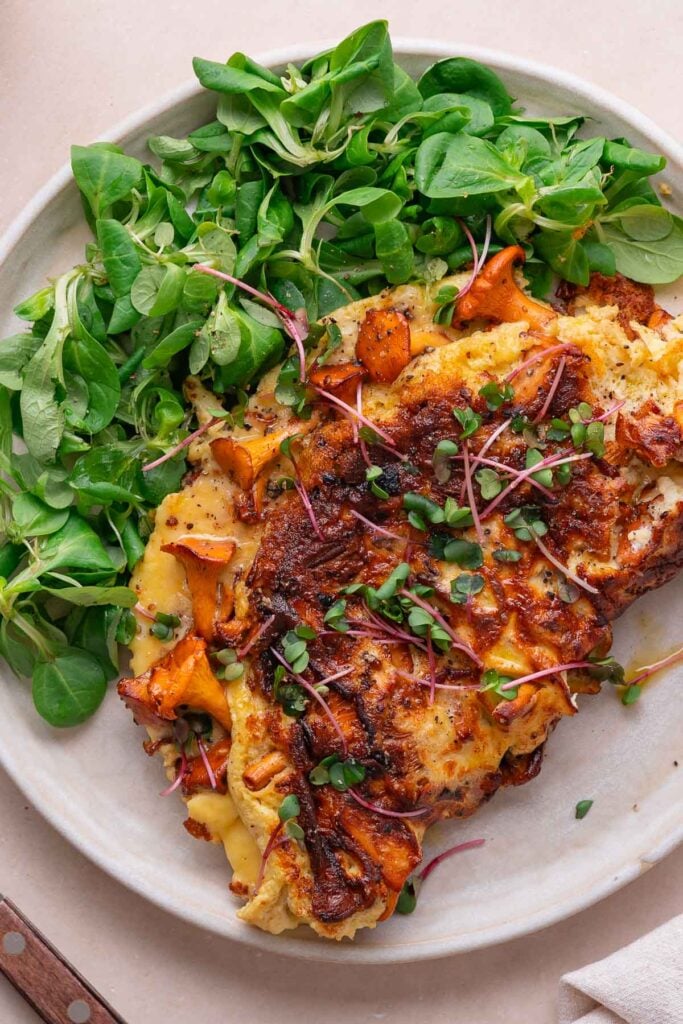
559, 915, 683, 1024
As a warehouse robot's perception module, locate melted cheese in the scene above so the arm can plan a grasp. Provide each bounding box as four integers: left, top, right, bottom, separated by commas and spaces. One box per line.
127, 279, 683, 941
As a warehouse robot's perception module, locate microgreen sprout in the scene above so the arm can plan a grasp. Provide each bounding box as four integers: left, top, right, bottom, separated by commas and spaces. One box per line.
461, 441, 484, 544
142, 416, 222, 473
396, 837, 486, 914
493, 547, 522, 563
280, 435, 325, 541
323, 598, 350, 633
505, 343, 579, 383
479, 381, 514, 411
309, 754, 366, 790
237, 614, 277, 659
150, 610, 181, 641
313, 385, 398, 448
429, 536, 483, 569
403, 492, 445, 531
213, 648, 245, 681
480, 668, 518, 701
475, 467, 503, 500
348, 788, 429, 820
256, 793, 305, 891
450, 573, 485, 605
270, 647, 349, 751
432, 438, 459, 483
398, 588, 482, 666
366, 465, 390, 500
533, 356, 566, 424
453, 406, 483, 439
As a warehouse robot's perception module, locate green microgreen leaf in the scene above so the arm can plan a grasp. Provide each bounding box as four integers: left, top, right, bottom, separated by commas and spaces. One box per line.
450, 572, 485, 603
278, 794, 301, 822
480, 668, 517, 701
453, 405, 482, 438
478, 381, 514, 411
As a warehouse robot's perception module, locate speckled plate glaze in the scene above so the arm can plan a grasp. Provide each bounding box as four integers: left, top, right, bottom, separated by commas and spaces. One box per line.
0, 41, 681, 964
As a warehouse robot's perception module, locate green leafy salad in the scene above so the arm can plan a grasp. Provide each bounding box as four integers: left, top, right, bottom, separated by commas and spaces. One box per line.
0, 20, 680, 727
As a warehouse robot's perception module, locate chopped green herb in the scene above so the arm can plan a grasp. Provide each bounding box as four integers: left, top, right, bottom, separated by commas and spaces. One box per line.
396, 879, 417, 914
575, 799, 593, 819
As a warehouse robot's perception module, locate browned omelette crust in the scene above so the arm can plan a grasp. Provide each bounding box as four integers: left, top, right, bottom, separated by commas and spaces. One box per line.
120, 270, 683, 937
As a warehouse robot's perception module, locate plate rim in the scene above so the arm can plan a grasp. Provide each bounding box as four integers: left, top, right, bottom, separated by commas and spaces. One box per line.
0, 37, 681, 964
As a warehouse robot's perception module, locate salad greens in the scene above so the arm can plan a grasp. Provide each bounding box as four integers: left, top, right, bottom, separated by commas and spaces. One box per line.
0, 20, 679, 726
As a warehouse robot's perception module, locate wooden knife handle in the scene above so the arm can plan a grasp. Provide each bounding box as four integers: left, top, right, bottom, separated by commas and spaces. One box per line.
0, 897, 126, 1023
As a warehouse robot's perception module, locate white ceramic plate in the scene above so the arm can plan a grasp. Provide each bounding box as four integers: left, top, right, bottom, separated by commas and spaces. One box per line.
1, 41, 682, 965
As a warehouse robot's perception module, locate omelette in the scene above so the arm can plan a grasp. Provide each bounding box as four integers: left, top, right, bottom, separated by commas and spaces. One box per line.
118, 247, 683, 940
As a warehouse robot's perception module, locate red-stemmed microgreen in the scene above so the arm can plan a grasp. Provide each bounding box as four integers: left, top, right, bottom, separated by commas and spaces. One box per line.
279, 435, 325, 541
323, 598, 350, 633
237, 614, 277, 659
309, 754, 365, 790
454, 215, 492, 301
348, 787, 429, 819
134, 602, 156, 621
480, 450, 592, 520
142, 416, 221, 473
313, 385, 397, 447
159, 719, 191, 796
349, 508, 404, 541
454, 453, 555, 501
479, 381, 514, 412
533, 356, 566, 424
356, 379, 371, 467
255, 793, 305, 891
620, 643, 683, 704
194, 264, 308, 382
418, 837, 486, 882
589, 400, 625, 423
498, 660, 597, 692
196, 735, 217, 791
532, 532, 599, 595
426, 631, 437, 704
159, 744, 188, 797
394, 669, 480, 692
505, 343, 579, 383
461, 440, 484, 544
398, 589, 482, 667
270, 647, 348, 752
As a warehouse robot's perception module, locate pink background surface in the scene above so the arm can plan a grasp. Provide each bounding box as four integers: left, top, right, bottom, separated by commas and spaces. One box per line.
1, 2, 682, 1020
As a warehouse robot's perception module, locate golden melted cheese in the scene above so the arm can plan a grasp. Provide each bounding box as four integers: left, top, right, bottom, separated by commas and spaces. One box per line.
127, 277, 683, 941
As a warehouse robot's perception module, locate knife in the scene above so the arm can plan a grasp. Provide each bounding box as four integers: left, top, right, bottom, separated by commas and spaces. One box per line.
0, 896, 126, 1023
